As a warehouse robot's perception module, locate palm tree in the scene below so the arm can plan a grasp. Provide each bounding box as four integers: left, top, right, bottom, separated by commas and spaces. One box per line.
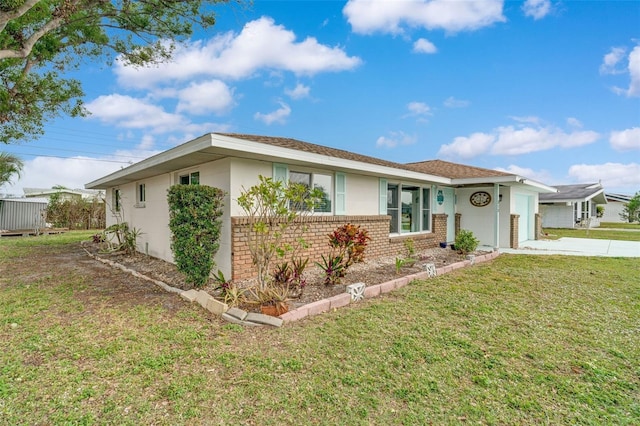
0, 152, 24, 187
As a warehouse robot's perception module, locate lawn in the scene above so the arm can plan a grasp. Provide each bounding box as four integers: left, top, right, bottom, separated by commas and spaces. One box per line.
1, 232, 639, 424
543, 222, 640, 242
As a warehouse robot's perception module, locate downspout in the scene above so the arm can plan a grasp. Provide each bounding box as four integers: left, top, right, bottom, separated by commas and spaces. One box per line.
493, 183, 500, 250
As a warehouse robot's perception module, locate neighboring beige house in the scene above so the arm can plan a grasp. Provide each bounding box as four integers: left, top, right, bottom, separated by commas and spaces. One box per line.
86, 133, 556, 280
24, 187, 104, 202
539, 183, 607, 228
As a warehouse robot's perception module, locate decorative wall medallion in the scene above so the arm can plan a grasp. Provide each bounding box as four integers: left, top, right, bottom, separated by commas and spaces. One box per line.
470, 191, 491, 207
436, 190, 444, 205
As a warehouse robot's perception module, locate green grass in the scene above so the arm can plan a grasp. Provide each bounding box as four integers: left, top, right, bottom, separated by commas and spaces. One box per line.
1, 234, 639, 424
600, 222, 640, 230
543, 228, 640, 241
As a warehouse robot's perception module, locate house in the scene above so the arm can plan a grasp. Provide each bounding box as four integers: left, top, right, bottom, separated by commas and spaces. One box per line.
23, 187, 105, 202
599, 193, 633, 223
539, 182, 607, 228
86, 133, 556, 280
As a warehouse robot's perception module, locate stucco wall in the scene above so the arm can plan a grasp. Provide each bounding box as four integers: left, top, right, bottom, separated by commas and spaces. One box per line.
540, 204, 574, 228
599, 201, 625, 223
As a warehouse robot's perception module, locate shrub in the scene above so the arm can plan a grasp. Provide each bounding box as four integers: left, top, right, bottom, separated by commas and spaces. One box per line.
327, 223, 371, 268
454, 229, 479, 254
317, 223, 370, 285
167, 185, 225, 287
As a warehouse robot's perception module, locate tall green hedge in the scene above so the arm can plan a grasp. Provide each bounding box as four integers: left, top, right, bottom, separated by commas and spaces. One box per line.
167, 185, 225, 287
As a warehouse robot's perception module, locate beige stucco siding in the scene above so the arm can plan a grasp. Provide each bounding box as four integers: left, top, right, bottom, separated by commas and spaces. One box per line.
344, 173, 379, 215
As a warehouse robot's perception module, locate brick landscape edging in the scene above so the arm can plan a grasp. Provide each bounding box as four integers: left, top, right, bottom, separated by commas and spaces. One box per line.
279, 250, 501, 324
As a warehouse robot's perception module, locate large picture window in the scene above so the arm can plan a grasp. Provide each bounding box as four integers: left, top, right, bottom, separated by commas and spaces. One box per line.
386, 182, 431, 234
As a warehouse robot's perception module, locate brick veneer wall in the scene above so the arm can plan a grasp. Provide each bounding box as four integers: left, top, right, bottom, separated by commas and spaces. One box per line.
432, 213, 448, 244
455, 213, 461, 237
231, 215, 441, 280
510, 214, 519, 249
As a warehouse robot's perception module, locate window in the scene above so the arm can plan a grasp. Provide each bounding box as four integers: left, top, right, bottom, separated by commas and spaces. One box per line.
179, 171, 200, 185
113, 189, 121, 212
384, 182, 431, 234
289, 171, 332, 213
136, 183, 146, 207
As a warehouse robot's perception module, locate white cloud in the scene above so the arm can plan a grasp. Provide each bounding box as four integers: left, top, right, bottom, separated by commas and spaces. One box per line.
566, 117, 583, 128
602, 45, 640, 97
437, 132, 495, 159
115, 17, 362, 89
626, 46, 640, 97
413, 38, 437, 54
86, 94, 186, 133
137, 134, 155, 150
568, 163, 640, 192
376, 131, 417, 148
495, 164, 553, 184
610, 127, 640, 151
254, 102, 291, 125
491, 126, 599, 155
599, 47, 627, 75
2, 151, 156, 196
443, 96, 470, 108
439, 120, 600, 158
404, 102, 432, 122
176, 80, 235, 115
285, 83, 311, 99
343, 0, 506, 35
522, 0, 552, 20
510, 115, 541, 125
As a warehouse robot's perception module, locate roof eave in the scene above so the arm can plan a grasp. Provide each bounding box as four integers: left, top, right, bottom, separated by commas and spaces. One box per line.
451, 176, 557, 193
86, 133, 452, 188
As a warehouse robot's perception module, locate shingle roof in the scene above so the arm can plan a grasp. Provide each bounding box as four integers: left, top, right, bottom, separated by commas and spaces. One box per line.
216, 133, 420, 172
539, 183, 603, 201
404, 159, 512, 179
217, 134, 515, 179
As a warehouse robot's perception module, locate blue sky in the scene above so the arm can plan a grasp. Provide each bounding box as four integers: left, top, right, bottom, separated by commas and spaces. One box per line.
2, 0, 639, 196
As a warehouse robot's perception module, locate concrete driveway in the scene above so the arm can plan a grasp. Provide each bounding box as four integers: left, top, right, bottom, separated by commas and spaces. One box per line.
500, 237, 640, 257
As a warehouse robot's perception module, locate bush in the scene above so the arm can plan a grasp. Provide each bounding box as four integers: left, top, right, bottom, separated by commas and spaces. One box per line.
317, 223, 370, 285
454, 229, 479, 254
167, 185, 225, 287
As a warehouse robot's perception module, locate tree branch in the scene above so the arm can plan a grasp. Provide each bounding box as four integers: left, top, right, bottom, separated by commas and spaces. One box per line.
0, 0, 41, 33
0, 14, 66, 60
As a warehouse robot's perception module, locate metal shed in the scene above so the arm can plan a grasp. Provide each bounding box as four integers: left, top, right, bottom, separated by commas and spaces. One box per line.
0, 198, 48, 232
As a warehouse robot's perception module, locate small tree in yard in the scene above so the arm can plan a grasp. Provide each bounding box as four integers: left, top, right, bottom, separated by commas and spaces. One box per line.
620, 191, 640, 223
237, 175, 323, 291
168, 185, 225, 288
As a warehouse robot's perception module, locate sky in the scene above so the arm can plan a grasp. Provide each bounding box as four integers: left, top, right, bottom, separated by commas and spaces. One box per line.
2, 0, 639, 197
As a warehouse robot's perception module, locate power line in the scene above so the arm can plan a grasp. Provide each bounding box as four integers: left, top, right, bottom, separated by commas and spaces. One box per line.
3, 152, 134, 164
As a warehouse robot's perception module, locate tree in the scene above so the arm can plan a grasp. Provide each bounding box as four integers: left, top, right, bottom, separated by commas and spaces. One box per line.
1, 0, 232, 144
0, 151, 23, 186
620, 191, 640, 223
236, 176, 323, 291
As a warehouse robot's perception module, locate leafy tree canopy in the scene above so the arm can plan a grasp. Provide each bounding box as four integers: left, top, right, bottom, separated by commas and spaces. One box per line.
620, 191, 640, 223
0, 0, 231, 144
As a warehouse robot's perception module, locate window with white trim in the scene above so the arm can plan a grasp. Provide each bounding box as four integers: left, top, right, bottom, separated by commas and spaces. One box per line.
289, 171, 333, 213
135, 183, 146, 207
179, 171, 200, 185
113, 189, 121, 212
384, 181, 431, 234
